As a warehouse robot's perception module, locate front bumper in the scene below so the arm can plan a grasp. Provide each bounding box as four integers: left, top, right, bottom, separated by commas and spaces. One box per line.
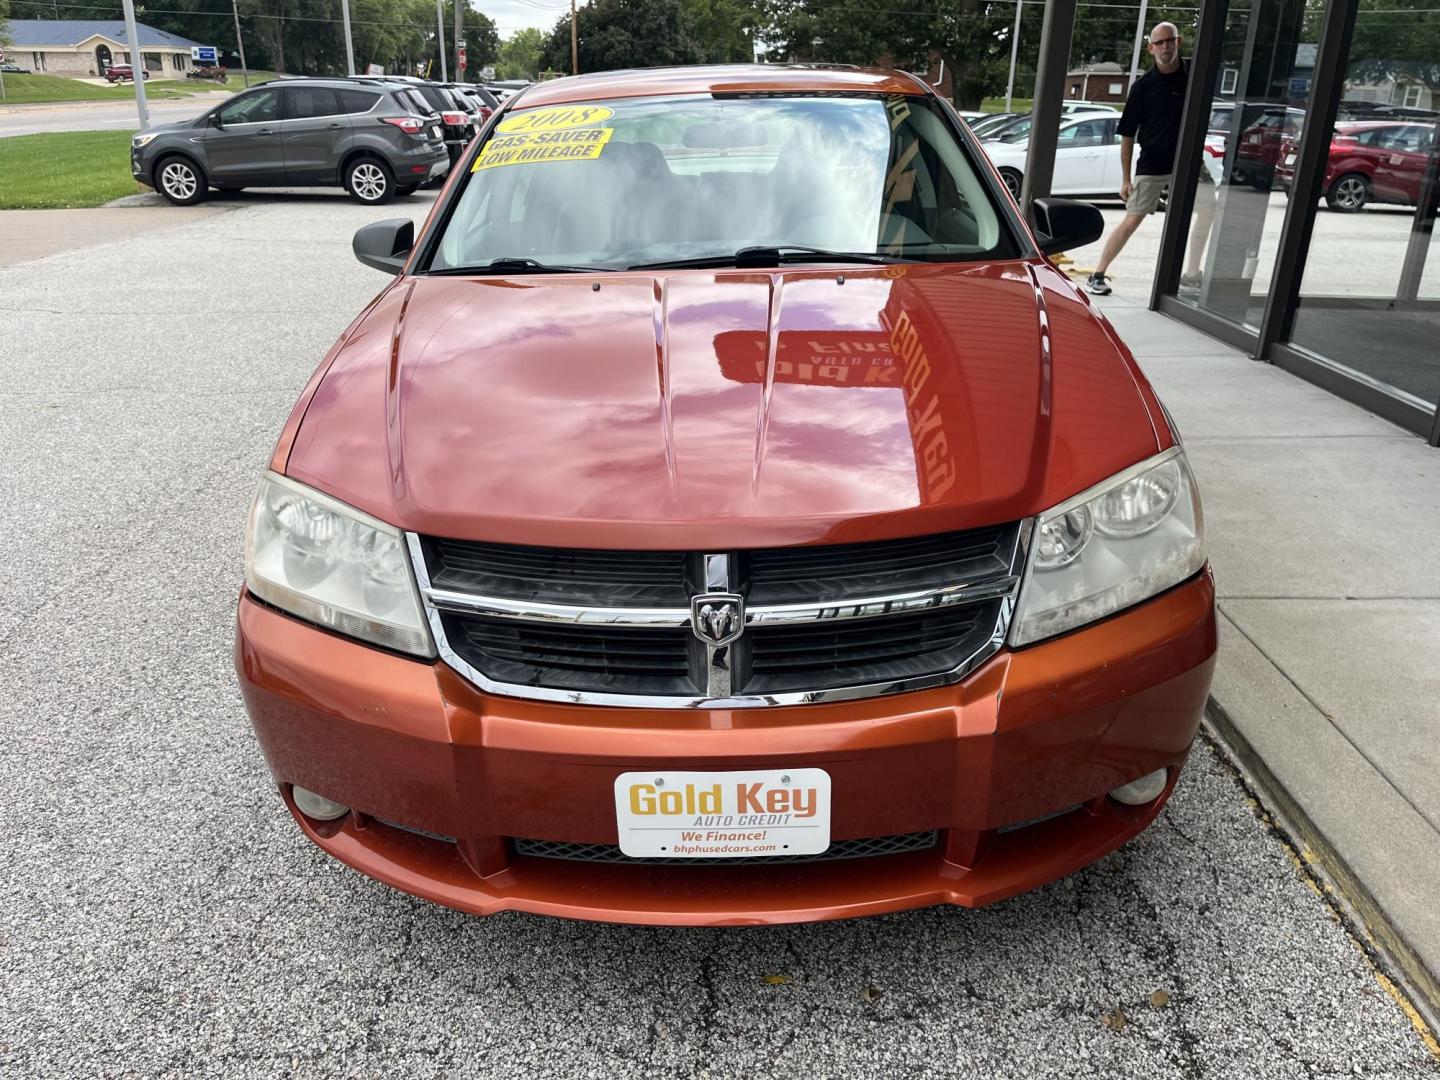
236, 569, 1216, 926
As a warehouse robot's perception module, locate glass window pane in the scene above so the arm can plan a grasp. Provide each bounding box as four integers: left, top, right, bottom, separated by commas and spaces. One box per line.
1288, 0, 1440, 409
1171, 0, 1324, 327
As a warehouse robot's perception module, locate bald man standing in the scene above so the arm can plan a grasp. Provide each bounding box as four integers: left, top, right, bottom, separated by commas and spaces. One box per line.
1086, 22, 1213, 295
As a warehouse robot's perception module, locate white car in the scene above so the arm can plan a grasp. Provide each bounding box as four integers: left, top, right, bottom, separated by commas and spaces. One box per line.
982, 112, 1228, 201
982, 113, 1125, 199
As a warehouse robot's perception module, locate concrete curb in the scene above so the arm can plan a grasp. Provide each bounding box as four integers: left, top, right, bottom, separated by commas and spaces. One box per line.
1203, 697, 1440, 1045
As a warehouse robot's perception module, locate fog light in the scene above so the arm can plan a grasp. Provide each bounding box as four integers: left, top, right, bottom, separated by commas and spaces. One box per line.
292, 785, 350, 821
1109, 768, 1168, 806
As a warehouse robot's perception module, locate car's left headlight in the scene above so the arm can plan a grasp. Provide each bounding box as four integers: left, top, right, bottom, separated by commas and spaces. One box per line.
132, 133, 160, 148
244, 472, 434, 657
1010, 448, 1205, 647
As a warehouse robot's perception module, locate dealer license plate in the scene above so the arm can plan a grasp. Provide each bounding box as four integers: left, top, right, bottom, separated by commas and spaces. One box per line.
1285, 153, 1297, 165
431, 125, 442, 138
614, 769, 831, 858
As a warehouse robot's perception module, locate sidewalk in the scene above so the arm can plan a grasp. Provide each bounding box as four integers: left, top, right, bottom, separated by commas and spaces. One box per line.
1091, 285, 1440, 1026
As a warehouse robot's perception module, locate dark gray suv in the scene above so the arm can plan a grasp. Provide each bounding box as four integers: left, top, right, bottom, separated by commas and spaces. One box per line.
131, 78, 450, 206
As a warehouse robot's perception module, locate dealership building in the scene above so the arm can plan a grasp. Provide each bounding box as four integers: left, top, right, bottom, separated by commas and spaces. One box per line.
4, 19, 214, 79
1028, 0, 1439, 446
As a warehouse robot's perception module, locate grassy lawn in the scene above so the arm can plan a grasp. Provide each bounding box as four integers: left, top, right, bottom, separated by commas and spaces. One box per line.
0, 131, 145, 209
981, 97, 1034, 113
0, 72, 237, 105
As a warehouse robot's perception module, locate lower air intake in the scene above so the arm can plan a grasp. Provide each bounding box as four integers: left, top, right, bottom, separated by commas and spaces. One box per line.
513, 831, 939, 866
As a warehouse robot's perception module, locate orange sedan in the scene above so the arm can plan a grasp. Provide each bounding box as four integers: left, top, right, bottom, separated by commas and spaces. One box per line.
236, 65, 1216, 925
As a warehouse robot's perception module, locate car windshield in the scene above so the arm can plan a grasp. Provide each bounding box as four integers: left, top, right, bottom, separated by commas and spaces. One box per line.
997, 117, 1034, 143
426, 93, 1014, 273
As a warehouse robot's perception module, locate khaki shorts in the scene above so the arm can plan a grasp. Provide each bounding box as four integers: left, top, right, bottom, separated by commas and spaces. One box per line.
1125, 168, 1215, 215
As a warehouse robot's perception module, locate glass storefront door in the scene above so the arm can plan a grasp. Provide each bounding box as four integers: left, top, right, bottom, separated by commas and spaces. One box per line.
1174, 0, 1326, 330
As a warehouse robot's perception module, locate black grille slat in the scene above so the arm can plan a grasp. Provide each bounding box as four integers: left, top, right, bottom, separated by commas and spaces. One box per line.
514, 831, 939, 866
443, 614, 694, 691
747, 605, 996, 691
745, 524, 1013, 604
425, 537, 689, 604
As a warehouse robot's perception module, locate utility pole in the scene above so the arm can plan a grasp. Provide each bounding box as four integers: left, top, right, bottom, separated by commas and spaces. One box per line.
121, 0, 151, 130
341, 0, 356, 76
231, 0, 250, 87
436, 0, 448, 81
454, 0, 463, 82
1129, 0, 1151, 90
570, 0, 578, 75
1005, 0, 1023, 112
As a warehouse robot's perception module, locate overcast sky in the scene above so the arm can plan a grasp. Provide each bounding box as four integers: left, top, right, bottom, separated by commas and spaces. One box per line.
483, 0, 575, 41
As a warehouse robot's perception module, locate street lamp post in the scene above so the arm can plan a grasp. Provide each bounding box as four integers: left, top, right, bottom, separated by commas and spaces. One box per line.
231, 0, 251, 87
454, 0, 464, 82
121, 0, 151, 131
436, 0, 448, 81
1005, 0, 1023, 113
341, 0, 356, 76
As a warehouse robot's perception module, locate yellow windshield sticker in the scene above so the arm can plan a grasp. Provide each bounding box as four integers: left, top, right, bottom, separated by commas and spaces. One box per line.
495, 105, 614, 135
472, 127, 615, 171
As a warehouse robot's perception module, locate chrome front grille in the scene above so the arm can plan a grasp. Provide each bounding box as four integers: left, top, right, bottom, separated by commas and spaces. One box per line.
409, 522, 1029, 708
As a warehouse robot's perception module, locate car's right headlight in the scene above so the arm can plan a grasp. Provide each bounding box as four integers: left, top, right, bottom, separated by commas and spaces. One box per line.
1009, 447, 1205, 647
244, 472, 434, 658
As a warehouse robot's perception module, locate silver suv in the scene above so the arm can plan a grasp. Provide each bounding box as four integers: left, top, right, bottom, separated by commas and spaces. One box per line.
131, 77, 451, 206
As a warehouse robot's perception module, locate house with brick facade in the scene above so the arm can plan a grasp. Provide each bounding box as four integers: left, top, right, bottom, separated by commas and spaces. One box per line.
5, 20, 214, 79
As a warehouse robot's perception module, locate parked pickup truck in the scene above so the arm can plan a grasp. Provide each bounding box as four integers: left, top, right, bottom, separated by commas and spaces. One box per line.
104, 64, 150, 83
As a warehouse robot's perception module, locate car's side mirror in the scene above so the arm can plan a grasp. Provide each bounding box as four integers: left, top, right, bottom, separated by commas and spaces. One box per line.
1030, 197, 1105, 256
353, 218, 414, 275
210, 113, 224, 129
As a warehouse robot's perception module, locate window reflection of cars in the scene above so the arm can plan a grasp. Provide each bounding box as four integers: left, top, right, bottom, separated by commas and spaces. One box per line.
980, 113, 1124, 199
1231, 107, 1304, 190
1275, 120, 1437, 212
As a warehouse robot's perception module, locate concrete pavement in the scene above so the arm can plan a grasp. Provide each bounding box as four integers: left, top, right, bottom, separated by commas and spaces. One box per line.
0, 206, 230, 267
1089, 283, 1440, 1036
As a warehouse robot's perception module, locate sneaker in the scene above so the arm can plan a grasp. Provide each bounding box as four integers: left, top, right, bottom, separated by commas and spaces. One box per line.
1085, 272, 1112, 295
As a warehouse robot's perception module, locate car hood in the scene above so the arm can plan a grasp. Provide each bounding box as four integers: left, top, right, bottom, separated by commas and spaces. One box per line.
147, 118, 201, 138
282, 261, 1164, 548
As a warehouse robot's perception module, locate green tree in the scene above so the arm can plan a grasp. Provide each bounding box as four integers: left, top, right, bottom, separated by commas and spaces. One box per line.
540, 0, 752, 76
1348, 0, 1440, 98
685, 0, 756, 63
497, 26, 543, 80
761, 0, 1198, 109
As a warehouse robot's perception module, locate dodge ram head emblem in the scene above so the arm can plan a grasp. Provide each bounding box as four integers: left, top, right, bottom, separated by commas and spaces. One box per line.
690, 593, 745, 647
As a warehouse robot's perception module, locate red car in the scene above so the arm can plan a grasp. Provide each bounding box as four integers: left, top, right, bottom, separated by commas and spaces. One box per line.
104, 64, 150, 82
1276, 120, 1437, 211
1231, 106, 1304, 190
235, 65, 1216, 926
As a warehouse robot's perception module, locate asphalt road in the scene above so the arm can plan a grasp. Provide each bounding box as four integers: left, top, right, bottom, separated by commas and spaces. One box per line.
0, 93, 230, 138
1, 192, 1436, 1078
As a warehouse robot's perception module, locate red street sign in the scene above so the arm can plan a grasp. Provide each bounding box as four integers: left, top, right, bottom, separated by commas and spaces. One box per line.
458, 46, 467, 71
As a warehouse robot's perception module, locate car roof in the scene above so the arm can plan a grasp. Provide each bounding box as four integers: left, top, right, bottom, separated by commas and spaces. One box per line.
252, 76, 400, 90
509, 64, 930, 108
1337, 119, 1432, 130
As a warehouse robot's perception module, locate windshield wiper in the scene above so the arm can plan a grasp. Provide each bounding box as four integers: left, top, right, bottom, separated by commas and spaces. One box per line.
629, 246, 913, 271
428, 257, 608, 276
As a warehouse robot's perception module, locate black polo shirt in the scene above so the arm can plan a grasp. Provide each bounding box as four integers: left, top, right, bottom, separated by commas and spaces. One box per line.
1118, 60, 1189, 175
